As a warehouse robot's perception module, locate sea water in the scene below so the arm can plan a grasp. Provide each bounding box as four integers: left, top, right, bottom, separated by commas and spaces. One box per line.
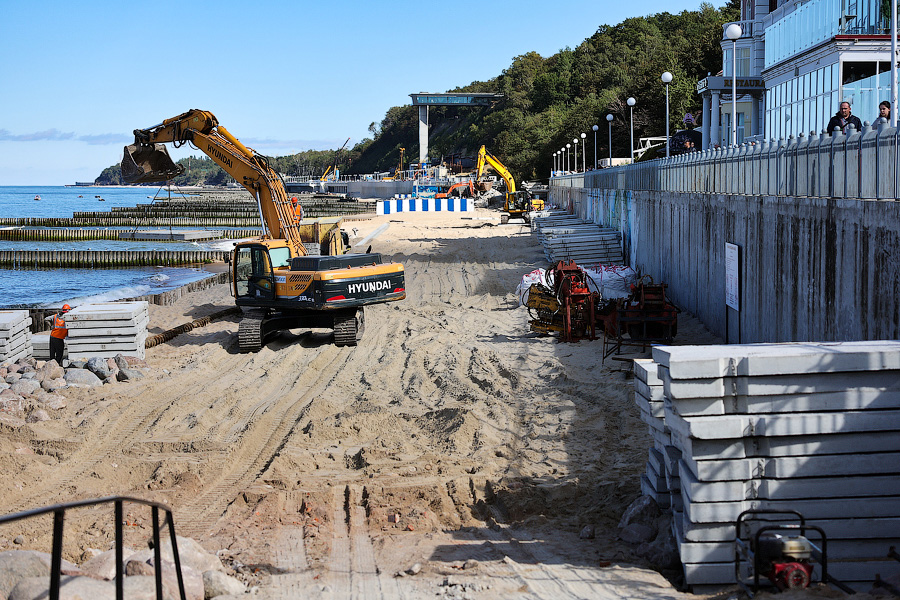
0, 186, 235, 309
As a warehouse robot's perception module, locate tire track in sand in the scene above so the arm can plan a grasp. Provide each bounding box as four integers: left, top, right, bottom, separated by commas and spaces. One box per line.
4, 350, 251, 513
316, 485, 402, 600
174, 344, 354, 538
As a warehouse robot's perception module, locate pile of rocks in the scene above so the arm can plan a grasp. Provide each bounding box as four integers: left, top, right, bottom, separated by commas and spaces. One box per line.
0, 311, 32, 363
0, 535, 245, 600
0, 354, 149, 427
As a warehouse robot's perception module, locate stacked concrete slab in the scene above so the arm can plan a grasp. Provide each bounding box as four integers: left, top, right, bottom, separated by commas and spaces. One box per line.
0, 311, 32, 363
65, 301, 149, 360
633, 359, 672, 510
634, 341, 900, 591
531, 213, 624, 265
31, 333, 67, 361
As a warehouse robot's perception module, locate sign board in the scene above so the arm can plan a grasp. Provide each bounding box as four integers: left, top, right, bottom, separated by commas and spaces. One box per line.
725, 242, 740, 311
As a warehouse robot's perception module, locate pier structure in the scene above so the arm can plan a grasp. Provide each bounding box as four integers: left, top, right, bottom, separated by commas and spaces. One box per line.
409, 93, 503, 164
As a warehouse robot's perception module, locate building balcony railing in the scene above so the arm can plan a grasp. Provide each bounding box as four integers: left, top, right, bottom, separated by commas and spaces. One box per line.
722, 20, 755, 38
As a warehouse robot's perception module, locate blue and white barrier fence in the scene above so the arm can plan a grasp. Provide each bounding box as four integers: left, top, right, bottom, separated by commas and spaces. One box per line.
376, 196, 473, 215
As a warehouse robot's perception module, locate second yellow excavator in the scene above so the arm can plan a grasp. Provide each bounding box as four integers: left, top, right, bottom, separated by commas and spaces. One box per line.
122, 109, 405, 351
474, 145, 537, 224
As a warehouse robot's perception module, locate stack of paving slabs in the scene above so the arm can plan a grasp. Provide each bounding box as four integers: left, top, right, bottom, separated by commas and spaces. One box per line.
644, 341, 900, 591
0, 310, 32, 362
31, 333, 64, 361
65, 301, 149, 360
633, 359, 673, 510
530, 213, 624, 265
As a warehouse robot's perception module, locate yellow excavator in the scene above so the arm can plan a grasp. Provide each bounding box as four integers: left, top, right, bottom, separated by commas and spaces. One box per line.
474, 145, 536, 224
121, 109, 405, 351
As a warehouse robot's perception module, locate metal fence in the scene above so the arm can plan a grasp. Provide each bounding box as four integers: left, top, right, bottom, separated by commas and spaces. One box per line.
576, 122, 900, 200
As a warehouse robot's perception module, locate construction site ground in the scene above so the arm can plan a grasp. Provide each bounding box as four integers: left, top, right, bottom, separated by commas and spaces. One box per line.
0, 208, 782, 599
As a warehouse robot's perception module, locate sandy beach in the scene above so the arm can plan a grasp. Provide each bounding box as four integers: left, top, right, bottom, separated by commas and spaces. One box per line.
0, 208, 738, 598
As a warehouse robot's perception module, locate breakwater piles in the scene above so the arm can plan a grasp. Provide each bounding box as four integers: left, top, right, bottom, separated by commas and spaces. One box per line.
0, 191, 374, 228
0, 250, 229, 268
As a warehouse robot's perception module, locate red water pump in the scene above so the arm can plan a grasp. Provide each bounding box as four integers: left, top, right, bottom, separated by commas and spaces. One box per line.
734, 509, 853, 596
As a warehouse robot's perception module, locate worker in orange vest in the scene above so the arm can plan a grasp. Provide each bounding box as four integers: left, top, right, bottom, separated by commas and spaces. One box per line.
291, 197, 304, 222
47, 304, 71, 365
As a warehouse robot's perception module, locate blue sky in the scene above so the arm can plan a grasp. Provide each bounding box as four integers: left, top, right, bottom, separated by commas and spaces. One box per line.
0, 0, 722, 185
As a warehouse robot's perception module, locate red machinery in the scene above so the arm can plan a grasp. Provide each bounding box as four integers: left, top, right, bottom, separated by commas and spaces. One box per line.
526, 263, 678, 349
734, 510, 853, 596
526, 260, 599, 342
599, 275, 678, 358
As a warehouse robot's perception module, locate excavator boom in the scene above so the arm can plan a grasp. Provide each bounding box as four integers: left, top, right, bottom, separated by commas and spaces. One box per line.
123, 109, 304, 253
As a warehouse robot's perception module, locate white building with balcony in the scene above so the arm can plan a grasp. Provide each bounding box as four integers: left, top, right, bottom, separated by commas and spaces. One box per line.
697, 0, 896, 149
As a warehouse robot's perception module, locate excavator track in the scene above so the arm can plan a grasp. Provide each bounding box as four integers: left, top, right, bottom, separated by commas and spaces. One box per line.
334, 308, 364, 347
238, 309, 266, 353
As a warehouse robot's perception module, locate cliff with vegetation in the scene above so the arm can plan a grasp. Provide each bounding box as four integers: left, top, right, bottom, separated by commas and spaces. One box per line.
97, 0, 737, 186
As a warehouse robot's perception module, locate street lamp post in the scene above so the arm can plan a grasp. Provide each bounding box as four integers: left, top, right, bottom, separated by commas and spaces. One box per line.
725, 24, 743, 147
572, 138, 579, 172
627, 97, 636, 163
661, 72, 673, 158
606, 114, 614, 165
580, 133, 587, 172
592, 125, 599, 169
566, 143, 571, 172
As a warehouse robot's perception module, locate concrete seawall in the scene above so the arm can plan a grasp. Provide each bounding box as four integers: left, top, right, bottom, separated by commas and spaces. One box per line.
550, 183, 900, 343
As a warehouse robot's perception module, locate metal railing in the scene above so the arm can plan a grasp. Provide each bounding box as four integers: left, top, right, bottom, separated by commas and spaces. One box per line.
0, 496, 187, 600
574, 121, 900, 200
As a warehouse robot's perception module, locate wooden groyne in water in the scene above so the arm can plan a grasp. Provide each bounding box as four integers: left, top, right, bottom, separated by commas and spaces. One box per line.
0, 228, 266, 241
0, 250, 229, 268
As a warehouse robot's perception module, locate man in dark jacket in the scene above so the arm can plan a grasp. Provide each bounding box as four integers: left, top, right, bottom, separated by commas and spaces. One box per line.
827, 102, 863, 135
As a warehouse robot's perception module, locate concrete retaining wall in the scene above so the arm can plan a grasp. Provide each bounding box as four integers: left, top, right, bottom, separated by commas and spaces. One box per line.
550, 182, 900, 343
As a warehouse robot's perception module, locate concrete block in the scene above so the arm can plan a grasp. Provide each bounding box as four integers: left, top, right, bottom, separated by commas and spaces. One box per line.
679, 451, 900, 482
682, 494, 900, 524
664, 404, 900, 440
653, 341, 900, 380
65, 301, 149, 322
664, 445, 682, 477
682, 514, 900, 543
633, 358, 662, 385
635, 378, 664, 401
660, 366, 900, 400
648, 447, 665, 478
645, 460, 666, 492
639, 407, 666, 433
640, 474, 670, 509
678, 462, 900, 502
67, 325, 147, 337
635, 392, 665, 418
0, 310, 29, 331
668, 388, 900, 416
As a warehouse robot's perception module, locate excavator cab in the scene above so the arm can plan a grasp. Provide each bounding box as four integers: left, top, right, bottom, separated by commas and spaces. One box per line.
233, 244, 277, 303
121, 143, 184, 184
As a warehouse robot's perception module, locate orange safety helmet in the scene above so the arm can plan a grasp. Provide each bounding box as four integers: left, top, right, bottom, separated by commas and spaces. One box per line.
291, 196, 298, 205
61, 304, 71, 312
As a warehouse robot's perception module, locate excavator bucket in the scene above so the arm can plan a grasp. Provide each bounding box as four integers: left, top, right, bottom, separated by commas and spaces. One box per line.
121, 144, 184, 184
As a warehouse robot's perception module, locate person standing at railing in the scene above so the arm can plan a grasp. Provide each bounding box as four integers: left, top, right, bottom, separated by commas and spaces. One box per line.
827, 102, 862, 135
876, 101, 891, 125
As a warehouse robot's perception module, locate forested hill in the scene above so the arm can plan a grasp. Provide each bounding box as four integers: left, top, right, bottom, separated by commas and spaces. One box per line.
97, 0, 737, 186
351, 0, 738, 181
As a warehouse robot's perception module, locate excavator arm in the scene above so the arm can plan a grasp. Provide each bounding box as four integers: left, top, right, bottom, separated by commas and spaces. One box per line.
122, 109, 306, 256
475, 145, 516, 194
